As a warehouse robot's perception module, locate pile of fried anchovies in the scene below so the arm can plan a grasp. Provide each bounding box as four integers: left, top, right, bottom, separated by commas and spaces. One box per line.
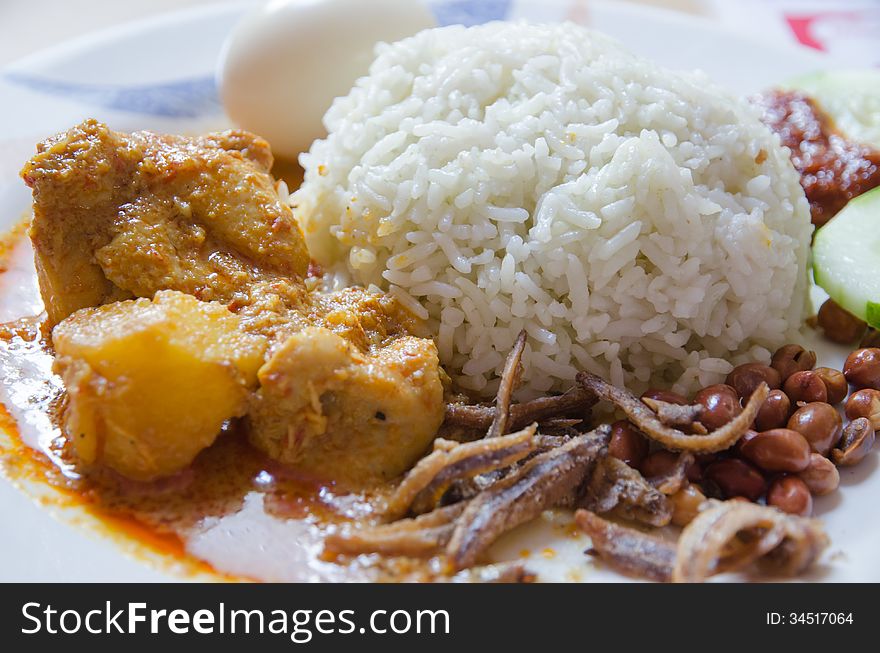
324, 331, 829, 582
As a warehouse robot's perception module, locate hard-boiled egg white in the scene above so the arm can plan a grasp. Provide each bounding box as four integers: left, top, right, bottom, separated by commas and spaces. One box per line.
218, 0, 436, 160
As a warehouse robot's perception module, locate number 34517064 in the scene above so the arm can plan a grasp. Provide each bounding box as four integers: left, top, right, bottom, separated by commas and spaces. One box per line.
766, 613, 853, 625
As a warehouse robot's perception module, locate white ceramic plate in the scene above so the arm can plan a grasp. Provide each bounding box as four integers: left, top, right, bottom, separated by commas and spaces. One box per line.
0, 0, 872, 582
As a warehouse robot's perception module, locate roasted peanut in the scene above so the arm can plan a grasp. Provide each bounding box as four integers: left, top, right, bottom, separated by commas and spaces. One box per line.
860, 328, 880, 349
669, 484, 707, 527
843, 348, 880, 390
686, 460, 703, 483
693, 384, 741, 431
817, 298, 866, 345
783, 370, 828, 404
767, 476, 812, 516
754, 389, 791, 431
739, 428, 811, 473
786, 402, 843, 456
639, 450, 679, 478
726, 363, 781, 401
704, 458, 766, 501
770, 344, 816, 382
686, 453, 719, 483
797, 453, 840, 496
733, 429, 759, 457
831, 418, 875, 467
845, 388, 880, 431
813, 367, 848, 405
608, 420, 649, 468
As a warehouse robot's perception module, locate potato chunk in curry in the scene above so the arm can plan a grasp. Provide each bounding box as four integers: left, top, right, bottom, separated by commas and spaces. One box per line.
53, 291, 266, 480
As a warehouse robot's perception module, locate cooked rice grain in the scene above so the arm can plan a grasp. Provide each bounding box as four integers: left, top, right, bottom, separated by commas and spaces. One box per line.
293, 22, 812, 398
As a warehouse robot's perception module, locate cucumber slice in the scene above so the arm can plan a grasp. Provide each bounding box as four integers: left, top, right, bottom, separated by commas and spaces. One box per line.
784, 70, 880, 148
813, 186, 880, 329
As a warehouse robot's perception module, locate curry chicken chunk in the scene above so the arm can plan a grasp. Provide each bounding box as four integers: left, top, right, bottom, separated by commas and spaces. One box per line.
250, 328, 443, 484
23, 120, 444, 485
21, 119, 310, 326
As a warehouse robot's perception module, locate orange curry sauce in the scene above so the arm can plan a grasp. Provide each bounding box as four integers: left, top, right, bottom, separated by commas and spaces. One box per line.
0, 224, 387, 581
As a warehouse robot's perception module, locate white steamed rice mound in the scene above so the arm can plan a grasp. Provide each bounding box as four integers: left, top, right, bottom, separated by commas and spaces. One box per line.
293, 21, 813, 398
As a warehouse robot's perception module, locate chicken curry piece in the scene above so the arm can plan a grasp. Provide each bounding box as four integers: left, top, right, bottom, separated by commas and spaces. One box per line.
21, 119, 444, 484
22, 120, 310, 326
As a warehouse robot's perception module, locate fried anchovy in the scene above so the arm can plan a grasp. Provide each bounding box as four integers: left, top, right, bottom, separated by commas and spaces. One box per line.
324, 503, 466, 559
538, 418, 584, 434
385, 426, 538, 520
756, 524, 831, 578
673, 500, 829, 582
487, 330, 527, 439
446, 426, 610, 570
442, 434, 575, 505
577, 372, 768, 452
582, 456, 672, 527
641, 398, 704, 430
575, 510, 676, 582
444, 387, 595, 432
535, 434, 571, 450
649, 452, 695, 495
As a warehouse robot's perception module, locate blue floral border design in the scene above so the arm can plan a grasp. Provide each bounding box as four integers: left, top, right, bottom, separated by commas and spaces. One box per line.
431, 0, 513, 26
1, 72, 220, 119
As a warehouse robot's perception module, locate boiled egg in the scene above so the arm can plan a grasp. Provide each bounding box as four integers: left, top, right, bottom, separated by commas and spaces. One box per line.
218, 0, 436, 160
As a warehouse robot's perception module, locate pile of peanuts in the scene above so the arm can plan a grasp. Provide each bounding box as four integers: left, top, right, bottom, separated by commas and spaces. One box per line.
607, 345, 880, 526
